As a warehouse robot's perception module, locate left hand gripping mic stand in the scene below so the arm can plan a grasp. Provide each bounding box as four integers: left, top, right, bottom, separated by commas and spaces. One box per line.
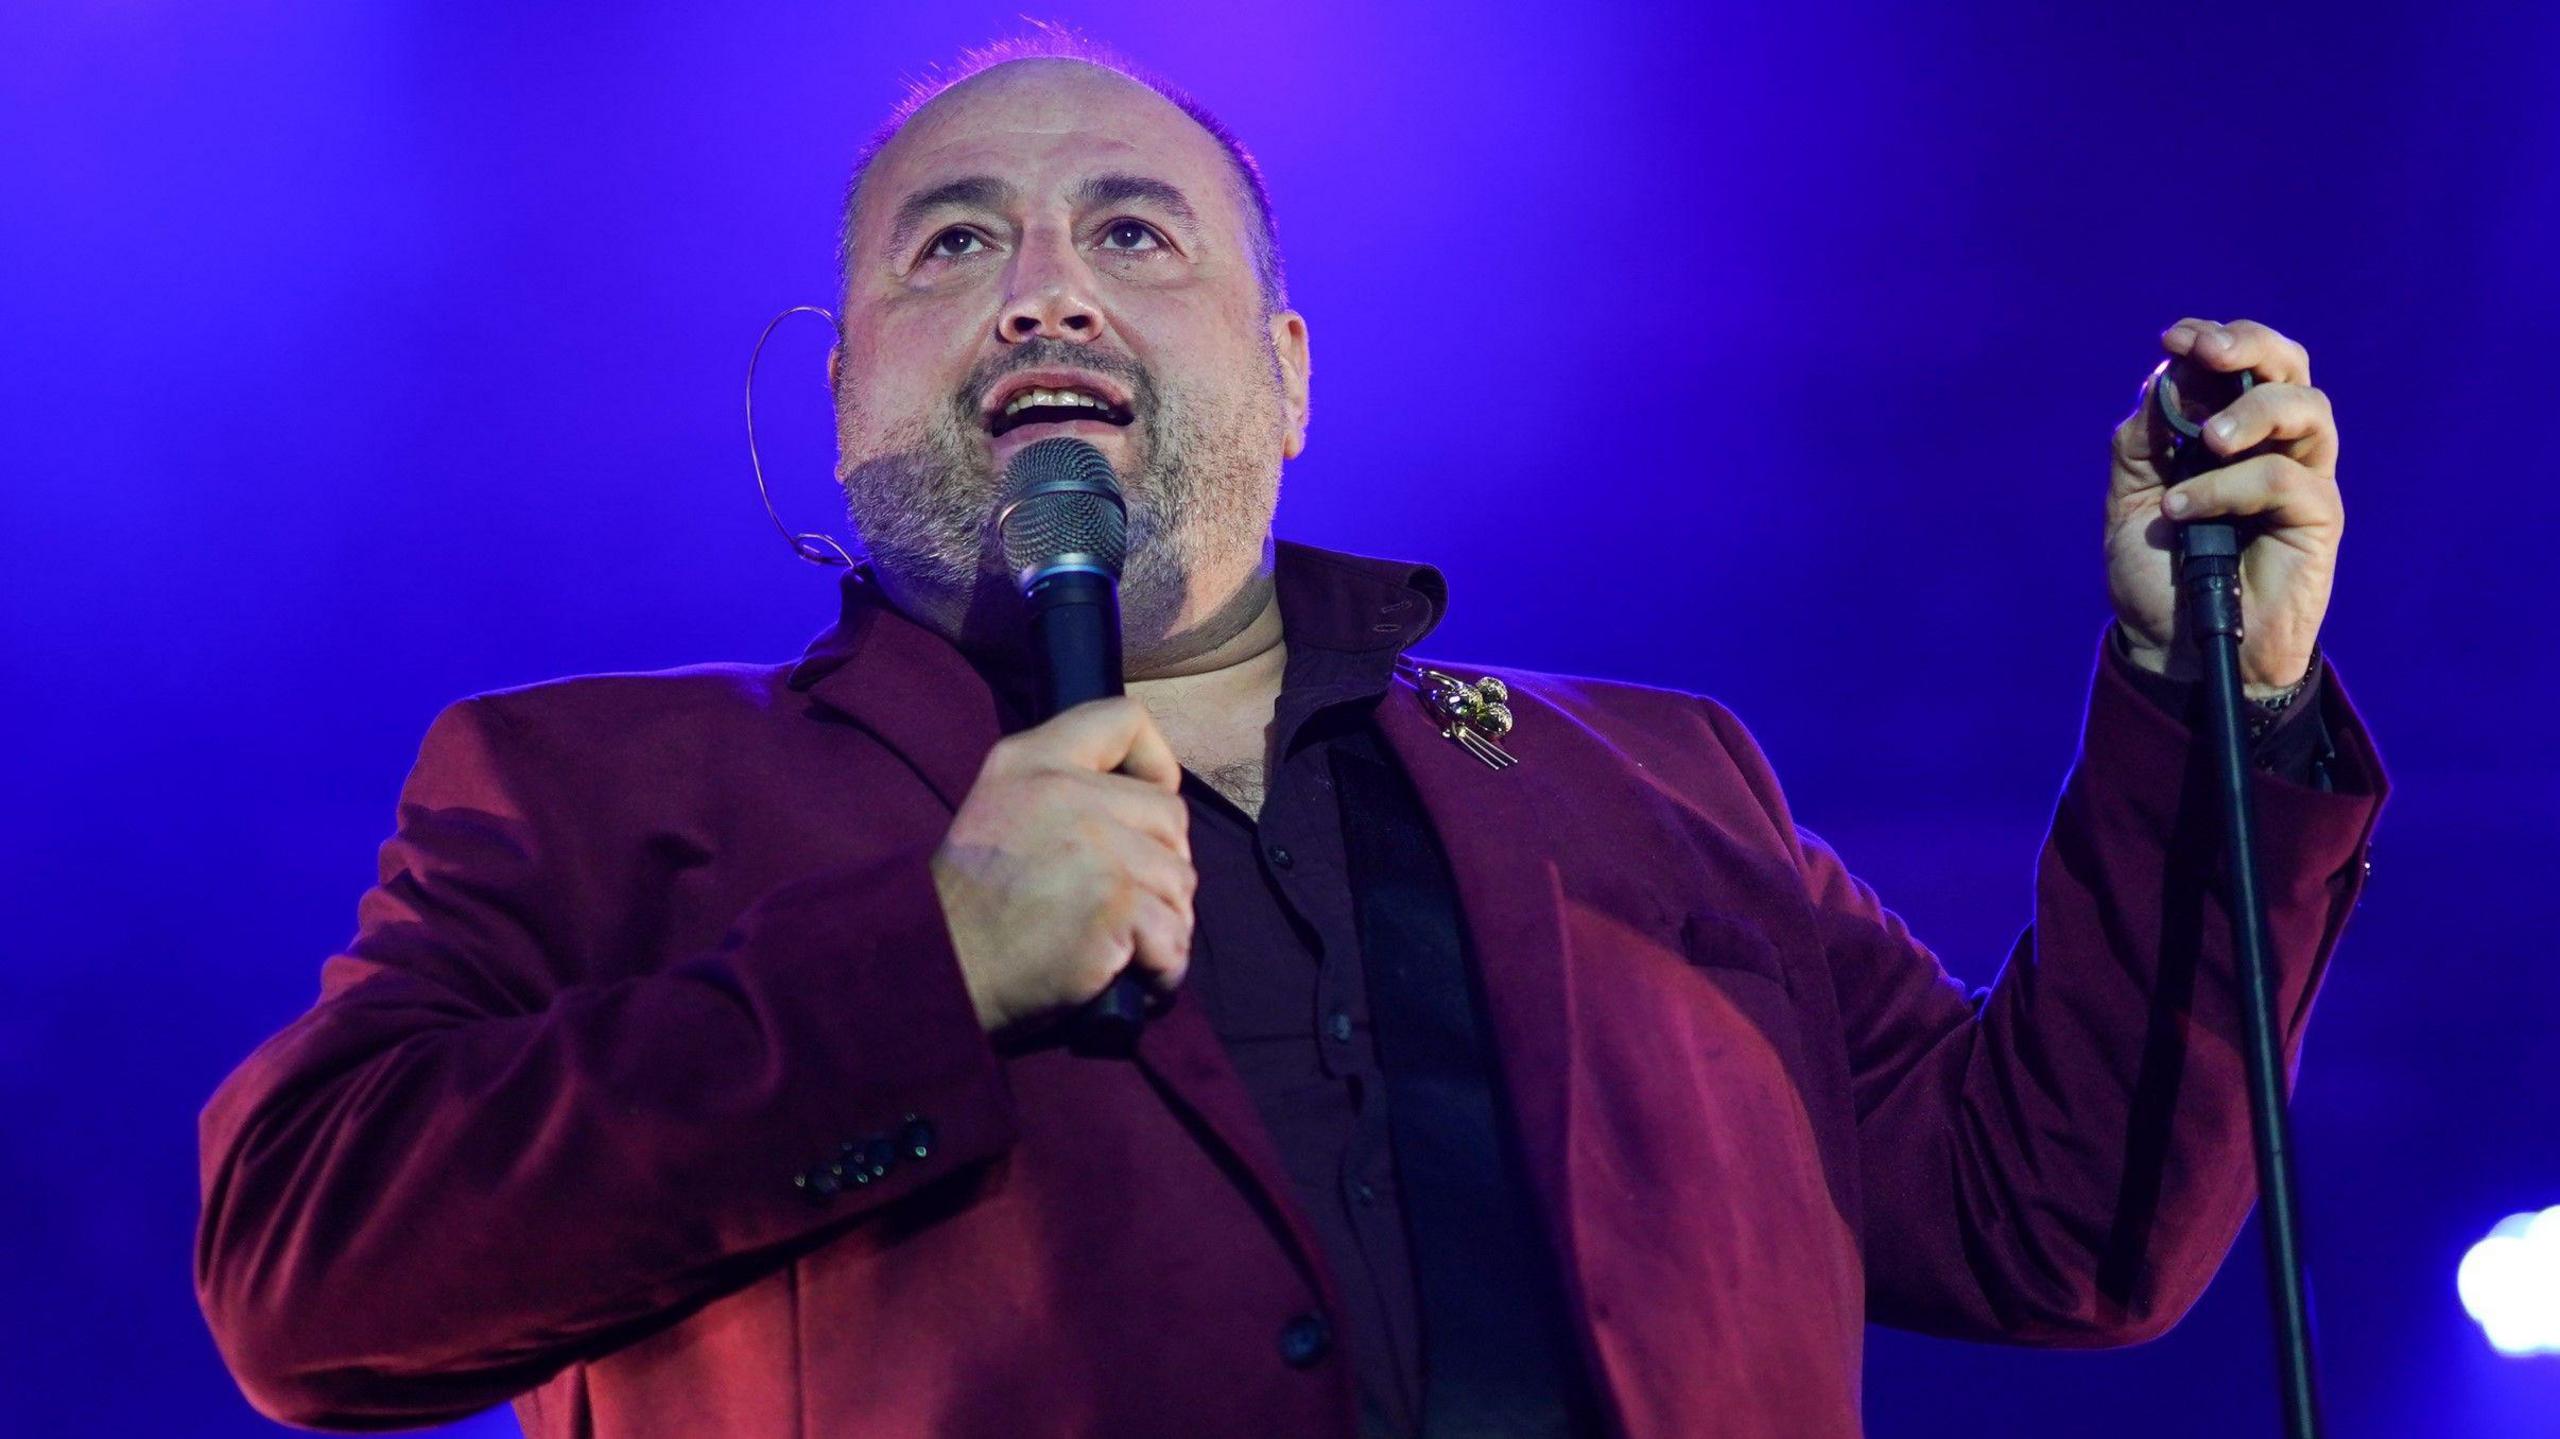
2151, 360, 2326, 1439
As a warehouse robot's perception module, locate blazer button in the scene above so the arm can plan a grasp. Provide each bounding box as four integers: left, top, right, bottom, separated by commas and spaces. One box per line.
899, 1116, 937, 1160
1278, 1312, 1332, 1368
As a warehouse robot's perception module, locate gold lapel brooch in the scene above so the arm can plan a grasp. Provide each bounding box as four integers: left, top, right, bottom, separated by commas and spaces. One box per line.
1416, 668, 1519, 771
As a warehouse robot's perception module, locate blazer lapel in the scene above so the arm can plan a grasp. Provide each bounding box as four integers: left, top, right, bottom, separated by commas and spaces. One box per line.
1132, 990, 1348, 1309
1373, 667, 1585, 1297
786, 569, 1007, 811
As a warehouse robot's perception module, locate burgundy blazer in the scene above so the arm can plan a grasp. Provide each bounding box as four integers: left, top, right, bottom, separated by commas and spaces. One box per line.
196, 544, 2388, 1438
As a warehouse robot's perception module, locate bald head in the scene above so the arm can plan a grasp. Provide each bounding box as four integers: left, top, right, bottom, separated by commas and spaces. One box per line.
837, 48, 1285, 317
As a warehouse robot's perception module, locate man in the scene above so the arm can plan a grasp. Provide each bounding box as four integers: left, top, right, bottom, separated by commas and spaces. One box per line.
195, 35, 2386, 1439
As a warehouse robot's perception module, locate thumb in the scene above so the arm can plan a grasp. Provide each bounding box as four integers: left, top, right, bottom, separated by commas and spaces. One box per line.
2111, 360, 2178, 486
1031, 696, 1183, 792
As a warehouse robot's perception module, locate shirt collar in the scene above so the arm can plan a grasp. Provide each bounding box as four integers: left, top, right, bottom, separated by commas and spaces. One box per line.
1271, 539, 1446, 656
787, 539, 1448, 696
780, 541, 1446, 804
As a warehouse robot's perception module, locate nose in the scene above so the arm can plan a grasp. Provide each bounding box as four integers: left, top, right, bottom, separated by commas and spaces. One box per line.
996, 228, 1106, 344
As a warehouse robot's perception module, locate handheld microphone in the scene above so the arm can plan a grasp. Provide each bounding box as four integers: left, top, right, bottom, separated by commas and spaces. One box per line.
995, 437, 1150, 1057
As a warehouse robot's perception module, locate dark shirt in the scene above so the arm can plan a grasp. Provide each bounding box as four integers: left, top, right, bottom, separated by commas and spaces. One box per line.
1181, 548, 1443, 1437
995, 548, 2332, 1439
967, 546, 1450, 1434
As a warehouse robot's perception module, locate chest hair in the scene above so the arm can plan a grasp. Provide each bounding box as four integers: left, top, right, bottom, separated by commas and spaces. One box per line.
1190, 757, 1267, 818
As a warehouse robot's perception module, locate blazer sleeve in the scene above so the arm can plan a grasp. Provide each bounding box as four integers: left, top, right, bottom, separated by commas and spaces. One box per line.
1706, 624, 2387, 1346
195, 696, 1020, 1428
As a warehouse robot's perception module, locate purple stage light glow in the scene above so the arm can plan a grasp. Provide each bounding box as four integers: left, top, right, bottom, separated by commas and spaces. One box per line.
6, 4, 2557, 1435
2458, 1207, 2560, 1357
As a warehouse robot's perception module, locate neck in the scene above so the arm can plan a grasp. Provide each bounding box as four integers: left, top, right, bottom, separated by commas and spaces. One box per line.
873, 538, 1286, 688
1124, 553, 1287, 816
1127, 554, 1282, 682
876, 541, 1290, 814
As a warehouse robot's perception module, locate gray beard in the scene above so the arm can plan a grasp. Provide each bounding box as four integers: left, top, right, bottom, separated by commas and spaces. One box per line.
836, 346, 1281, 650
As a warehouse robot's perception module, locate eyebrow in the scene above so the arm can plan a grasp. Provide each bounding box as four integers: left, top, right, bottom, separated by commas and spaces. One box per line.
1071, 173, 1200, 236
884, 176, 1018, 260
880, 171, 1204, 261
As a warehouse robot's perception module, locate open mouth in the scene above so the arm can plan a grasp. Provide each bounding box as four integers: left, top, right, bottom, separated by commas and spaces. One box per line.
984, 381, 1137, 439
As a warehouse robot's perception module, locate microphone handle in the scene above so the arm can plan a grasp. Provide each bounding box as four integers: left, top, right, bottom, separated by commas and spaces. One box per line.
1023, 568, 1151, 1057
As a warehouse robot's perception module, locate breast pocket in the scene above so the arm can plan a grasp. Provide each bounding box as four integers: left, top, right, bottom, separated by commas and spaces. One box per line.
1678, 907, 1814, 1091
1680, 909, 1793, 993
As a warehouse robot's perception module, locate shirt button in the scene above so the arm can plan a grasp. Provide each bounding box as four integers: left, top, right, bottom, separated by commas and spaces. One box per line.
1326, 1010, 1353, 1043
1267, 844, 1294, 871
1278, 1312, 1333, 1368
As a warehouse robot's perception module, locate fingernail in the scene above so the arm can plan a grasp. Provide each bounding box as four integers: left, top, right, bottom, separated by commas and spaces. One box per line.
2164, 491, 2191, 516
2207, 328, 2235, 351
2162, 325, 2193, 346
2209, 415, 2239, 441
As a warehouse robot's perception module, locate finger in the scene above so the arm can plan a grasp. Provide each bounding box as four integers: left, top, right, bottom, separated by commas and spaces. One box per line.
1106, 822, 1199, 912
1111, 705, 1183, 793
2221, 319, 2311, 385
2113, 359, 2180, 479
2160, 316, 2217, 357
2160, 453, 2341, 533
2160, 317, 2309, 386
2202, 381, 2339, 472
1012, 696, 1182, 790
1060, 770, 1192, 858
1124, 891, 1195, 997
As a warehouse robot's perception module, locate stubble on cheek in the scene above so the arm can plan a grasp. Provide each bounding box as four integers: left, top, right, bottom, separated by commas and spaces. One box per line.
828, 335, 1281, 640
833, 391, 999, 594
1115, 364, 1288, 645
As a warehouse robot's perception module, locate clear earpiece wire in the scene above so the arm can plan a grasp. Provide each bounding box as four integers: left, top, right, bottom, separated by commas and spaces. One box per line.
746, 303, 854, 568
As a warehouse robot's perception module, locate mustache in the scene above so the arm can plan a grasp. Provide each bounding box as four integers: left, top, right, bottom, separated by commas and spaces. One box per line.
954, 338, 1157, 423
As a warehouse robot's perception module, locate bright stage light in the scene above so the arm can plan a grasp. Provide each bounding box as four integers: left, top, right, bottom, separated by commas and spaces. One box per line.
2458, 1206, 2560, 1357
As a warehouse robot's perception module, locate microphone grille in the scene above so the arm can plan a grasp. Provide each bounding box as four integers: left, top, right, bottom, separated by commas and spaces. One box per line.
999, 438, 1128, 581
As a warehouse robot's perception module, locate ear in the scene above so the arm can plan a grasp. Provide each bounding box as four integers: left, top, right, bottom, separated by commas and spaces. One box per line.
826, 344, 842, 396
1268, 309, 1312, 459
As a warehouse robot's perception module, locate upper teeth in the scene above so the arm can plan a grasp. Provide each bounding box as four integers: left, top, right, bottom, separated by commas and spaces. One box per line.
1002, 387, 1110, 417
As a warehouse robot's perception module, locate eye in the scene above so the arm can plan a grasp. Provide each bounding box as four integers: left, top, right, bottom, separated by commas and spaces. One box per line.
924, 227, 988, 261
1097, 218, 1166, 252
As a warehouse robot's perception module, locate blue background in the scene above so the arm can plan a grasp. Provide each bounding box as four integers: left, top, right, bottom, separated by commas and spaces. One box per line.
4, 3, 2554, 1434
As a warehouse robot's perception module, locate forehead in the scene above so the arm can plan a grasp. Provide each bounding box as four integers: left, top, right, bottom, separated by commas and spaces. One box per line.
861, 60, 1236, 234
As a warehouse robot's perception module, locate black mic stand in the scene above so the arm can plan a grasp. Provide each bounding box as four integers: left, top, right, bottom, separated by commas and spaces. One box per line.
2153, 361, 2323, 1439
